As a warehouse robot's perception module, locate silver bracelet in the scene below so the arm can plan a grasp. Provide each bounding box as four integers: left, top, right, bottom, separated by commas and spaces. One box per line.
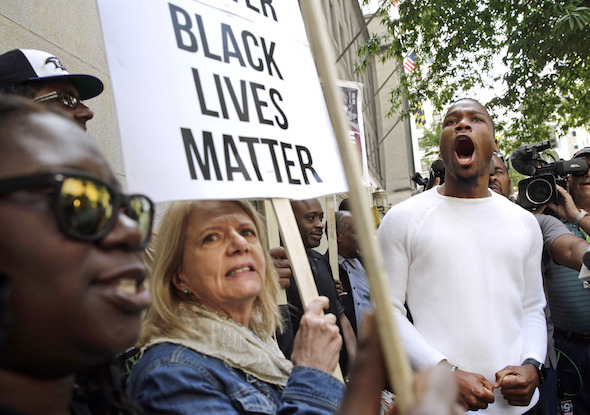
574, 209, 588, 229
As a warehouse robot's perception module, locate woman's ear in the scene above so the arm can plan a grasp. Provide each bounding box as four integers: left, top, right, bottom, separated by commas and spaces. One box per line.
172, 272, 188, 293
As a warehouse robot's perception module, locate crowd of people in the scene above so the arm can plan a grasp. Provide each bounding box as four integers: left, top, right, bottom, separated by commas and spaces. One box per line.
0, 46, 587, 415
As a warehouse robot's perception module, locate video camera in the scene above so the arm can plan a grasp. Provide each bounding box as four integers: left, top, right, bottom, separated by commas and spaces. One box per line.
412, 159, 445, 191
511, 140, 588, 210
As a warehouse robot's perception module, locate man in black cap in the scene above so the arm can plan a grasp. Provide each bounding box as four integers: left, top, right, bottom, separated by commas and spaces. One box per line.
0, 49, 103, 130
539, 146, 590, 414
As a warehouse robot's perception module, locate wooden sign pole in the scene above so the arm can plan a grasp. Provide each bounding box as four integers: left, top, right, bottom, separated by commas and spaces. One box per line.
325, 196, 339, 281
262, 200, 288, 305
299, 1, 415, 411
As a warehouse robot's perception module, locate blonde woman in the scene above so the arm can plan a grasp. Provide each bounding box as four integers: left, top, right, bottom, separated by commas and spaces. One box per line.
128, 200, 344, 414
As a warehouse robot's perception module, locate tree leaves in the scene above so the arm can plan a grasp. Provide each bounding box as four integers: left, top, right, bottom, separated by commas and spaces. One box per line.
357, 0, 590, 150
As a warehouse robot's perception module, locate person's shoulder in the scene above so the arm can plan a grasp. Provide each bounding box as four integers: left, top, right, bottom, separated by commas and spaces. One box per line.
308, 249, 323, 260
128, 343, 228, 389
535, 212, 570, 235
397, 187, 438, 206
535, 212, 563, 226
380, 188, 438, 227
383, 188, 434, 217
491, 192, 529, 213
133, 342, 220, 372
127, 343, 236, 405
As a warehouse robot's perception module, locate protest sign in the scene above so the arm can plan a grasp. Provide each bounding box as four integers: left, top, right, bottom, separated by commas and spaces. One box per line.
339, 81, 369, 184
96, 0, 347, 201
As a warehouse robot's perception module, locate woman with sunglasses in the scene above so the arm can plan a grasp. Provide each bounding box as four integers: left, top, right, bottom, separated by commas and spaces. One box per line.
0, 94, 154, 415
128, 199, 346, 414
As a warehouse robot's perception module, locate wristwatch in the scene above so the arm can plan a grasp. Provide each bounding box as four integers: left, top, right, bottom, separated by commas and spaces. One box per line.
574, 209, 588, 229
522, 358, 546, 385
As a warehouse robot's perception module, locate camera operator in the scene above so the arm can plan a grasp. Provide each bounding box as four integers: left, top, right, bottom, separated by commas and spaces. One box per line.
540, 147, 590, 414
411, 159, 445, 195
491, 153, 590, 415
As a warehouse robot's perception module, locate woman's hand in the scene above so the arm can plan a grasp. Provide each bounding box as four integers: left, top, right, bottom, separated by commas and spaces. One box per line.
291, 296, 342, 374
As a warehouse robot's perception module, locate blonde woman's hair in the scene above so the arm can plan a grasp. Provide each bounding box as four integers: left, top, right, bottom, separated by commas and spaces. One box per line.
139, 200, 283, 346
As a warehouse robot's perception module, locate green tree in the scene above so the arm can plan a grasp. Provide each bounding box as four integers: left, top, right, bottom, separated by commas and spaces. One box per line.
418, 121, 441, 161
357, 0, 590, 150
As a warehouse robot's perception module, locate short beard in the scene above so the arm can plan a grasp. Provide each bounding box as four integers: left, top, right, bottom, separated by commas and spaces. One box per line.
461, 174, 480, 188
450, 169, 480, 189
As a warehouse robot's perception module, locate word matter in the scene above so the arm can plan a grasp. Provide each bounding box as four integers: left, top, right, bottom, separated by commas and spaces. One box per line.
182, 128, 323, 185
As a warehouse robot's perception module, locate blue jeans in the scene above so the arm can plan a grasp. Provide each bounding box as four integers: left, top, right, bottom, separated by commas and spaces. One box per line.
555, 331, 590, 414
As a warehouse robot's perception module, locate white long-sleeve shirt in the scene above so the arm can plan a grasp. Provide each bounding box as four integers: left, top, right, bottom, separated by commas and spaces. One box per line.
378, 187, 547, 415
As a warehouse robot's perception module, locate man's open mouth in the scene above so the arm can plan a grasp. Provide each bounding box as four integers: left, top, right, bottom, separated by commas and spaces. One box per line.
455, 136, 474, 163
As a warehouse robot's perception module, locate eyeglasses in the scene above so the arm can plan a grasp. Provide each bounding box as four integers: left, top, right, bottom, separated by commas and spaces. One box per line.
0, 172, 154, 248
33, 90, 83, 109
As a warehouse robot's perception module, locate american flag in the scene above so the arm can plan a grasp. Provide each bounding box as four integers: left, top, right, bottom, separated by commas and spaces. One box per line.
403, 52, 416, 73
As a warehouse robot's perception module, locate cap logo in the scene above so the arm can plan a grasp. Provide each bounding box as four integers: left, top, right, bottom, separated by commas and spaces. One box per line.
45, 57, 67, 71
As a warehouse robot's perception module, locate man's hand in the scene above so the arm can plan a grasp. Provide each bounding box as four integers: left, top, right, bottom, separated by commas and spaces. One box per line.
494, 365, 538, 406
453, 368, 495, 410
547, 185, 580, 223
334, 279, 348, 297
269, 246, 291, 289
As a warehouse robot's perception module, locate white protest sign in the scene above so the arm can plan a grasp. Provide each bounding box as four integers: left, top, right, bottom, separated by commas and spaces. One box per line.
96, 0, 348, 201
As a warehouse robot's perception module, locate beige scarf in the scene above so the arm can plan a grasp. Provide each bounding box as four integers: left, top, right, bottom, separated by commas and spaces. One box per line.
143, 303, 293, 387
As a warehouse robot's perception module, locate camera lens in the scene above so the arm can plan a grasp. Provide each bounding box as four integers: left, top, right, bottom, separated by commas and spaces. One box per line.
526, 178, 554, 205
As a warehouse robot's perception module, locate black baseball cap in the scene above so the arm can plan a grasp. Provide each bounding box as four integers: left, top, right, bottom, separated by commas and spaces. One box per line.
572, 147, 590, 160
0, 49, 103, 100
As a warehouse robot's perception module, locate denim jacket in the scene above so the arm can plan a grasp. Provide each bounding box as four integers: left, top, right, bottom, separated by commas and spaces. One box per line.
127, 343, 344, 414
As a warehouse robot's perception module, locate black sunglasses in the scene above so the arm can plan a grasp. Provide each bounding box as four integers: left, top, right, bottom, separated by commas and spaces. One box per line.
0, 172, 154, 248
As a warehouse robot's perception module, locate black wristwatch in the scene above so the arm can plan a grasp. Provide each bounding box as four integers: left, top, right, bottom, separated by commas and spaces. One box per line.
522, 358, 546, 385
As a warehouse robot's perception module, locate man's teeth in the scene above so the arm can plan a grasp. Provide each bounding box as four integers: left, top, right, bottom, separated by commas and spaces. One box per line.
114, 278, 138, 295
228, 267, 251, 276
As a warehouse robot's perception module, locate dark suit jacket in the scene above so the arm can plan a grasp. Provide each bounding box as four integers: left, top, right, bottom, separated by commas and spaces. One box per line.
277, 249, 350, 374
